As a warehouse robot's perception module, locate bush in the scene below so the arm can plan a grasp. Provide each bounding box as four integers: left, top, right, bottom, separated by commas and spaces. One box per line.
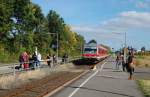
0, 52, 18, 64
137, 80, 150, 97
135, 59, 141, 66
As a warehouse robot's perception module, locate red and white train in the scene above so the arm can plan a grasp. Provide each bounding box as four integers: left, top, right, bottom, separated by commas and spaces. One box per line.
82, 42, 108, 62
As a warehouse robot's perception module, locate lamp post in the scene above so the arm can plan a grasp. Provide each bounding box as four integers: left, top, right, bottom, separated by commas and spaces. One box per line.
112, 32, 127, 63
124, 32, 127, 63
56, 33, 58, 64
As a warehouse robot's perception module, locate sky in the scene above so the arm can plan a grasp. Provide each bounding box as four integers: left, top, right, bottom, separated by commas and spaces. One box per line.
32, 0, 150, 50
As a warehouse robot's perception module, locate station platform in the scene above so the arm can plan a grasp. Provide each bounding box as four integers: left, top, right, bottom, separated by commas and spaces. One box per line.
51, 57, 144, 97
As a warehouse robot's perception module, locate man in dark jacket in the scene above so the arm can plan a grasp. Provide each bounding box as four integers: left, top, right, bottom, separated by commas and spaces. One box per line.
127, 52, 134, 80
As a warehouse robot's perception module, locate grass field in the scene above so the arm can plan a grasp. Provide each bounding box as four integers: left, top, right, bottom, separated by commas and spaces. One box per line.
135, 55, 150, 97
135, 55, 150, 68
137, 80, 150, 97
0, 53, 18, 64
0, 69, 47, 89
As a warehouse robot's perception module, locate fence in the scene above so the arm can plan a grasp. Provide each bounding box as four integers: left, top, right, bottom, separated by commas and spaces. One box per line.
0, 56, 81, 77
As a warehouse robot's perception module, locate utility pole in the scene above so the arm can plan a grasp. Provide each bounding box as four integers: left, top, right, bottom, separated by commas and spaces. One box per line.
56, 33, 58, 64
124, 32, 127, 63
44, 33, 59, 64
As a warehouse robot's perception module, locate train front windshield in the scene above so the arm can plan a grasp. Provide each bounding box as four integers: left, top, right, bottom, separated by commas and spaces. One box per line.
84, 48, 97, 54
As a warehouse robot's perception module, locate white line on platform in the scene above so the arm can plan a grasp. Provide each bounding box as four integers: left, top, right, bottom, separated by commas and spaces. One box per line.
68, 62, 107, 97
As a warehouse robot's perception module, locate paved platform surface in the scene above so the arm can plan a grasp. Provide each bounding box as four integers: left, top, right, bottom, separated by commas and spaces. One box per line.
51, 57, 144, 97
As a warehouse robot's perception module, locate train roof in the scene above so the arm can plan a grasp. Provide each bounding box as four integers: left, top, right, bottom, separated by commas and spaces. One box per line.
98, 45, 108, 51
84, 42, 97, 47
84, 43, 108, 50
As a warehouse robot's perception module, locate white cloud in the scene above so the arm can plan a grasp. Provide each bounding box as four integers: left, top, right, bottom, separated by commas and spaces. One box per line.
108, 11, 150, 29
128, 0, 150, 8
71, 24, 126, 34
71, 11, 150, 34
135, 1, 148, 8
71, 11, 150, 48
135, 1, 150, 8
71, 25, 99, 33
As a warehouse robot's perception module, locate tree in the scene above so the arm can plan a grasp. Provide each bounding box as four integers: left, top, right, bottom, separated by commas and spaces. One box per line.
0, 0, 13, 40
0, 1, 85, 62
46, 10, 86, 56
74, 33, 85, 55
12, 1, 47, 52
47, 10, 66, 54
47, 10, 65, 34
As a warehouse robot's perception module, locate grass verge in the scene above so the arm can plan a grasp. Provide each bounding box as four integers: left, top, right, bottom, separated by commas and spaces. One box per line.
135, 55, 150, 67
0, 69, 47, 89
137, 80, 150, 97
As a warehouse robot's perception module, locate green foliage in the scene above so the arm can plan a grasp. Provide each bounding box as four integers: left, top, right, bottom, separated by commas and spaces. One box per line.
0, 0, 13, 40
135, 59, 140, 66
47, 10, 85, 57
137, 80, 150, 97
0, 1, 85, 63
0, 52, 18, 63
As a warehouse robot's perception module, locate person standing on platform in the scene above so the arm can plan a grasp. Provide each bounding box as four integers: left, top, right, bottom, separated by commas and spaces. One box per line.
47, 54, 52, 68
37, 52, 41, 67
32, 52, 38, 69
22, 51, 29, 70
127, 52, 135, 80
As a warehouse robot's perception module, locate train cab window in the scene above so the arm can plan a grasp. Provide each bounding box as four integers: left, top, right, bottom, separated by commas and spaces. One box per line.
84, 48, 97, 54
